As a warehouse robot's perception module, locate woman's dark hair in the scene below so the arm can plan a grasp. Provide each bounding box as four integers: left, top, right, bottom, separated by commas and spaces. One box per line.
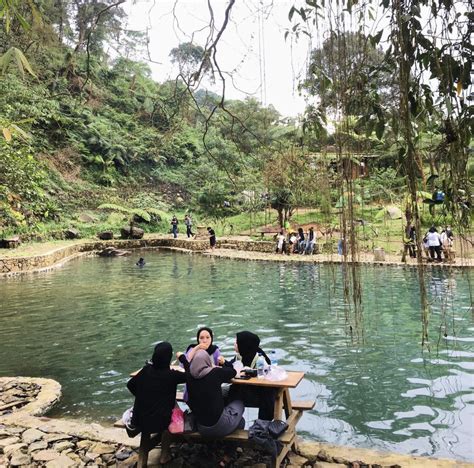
236, 331, 271, 366
151, 342, 173, 369
197, 326, 213, 343
186, 327, 218, 355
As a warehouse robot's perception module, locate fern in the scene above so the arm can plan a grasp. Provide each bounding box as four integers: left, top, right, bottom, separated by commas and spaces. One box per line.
98, 203, 132, 214
131, 209, 151, 222
0, 47, 37, 78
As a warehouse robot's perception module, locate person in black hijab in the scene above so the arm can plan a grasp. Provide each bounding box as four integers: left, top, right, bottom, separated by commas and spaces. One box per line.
227, 331, 275, 420
234, 331, 271, 367
185, 327, 222, 365
178, 349, 244, 438
126, 342, 186, 462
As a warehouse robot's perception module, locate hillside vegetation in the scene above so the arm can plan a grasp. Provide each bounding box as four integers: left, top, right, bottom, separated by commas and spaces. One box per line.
0, 0, 471, 243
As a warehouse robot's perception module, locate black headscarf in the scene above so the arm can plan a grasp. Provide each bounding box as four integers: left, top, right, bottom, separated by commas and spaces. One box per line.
186, 326, 218, 356
151, 342, 173, 369
236, 331, 270, 366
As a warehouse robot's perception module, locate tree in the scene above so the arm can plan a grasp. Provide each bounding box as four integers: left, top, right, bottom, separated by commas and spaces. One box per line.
300, 31, 398, 145
263, 149, 318, 228
170, 42, 207, 80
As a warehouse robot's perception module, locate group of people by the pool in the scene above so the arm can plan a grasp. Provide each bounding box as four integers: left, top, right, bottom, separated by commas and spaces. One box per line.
126, 328, 275, 462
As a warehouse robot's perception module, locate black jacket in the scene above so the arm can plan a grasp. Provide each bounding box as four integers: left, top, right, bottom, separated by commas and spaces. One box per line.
127, 364, 186, 433
179, 354, 236, 426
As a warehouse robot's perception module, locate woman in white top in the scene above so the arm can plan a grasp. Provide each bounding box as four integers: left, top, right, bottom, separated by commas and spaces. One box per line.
425, 226, 442, 261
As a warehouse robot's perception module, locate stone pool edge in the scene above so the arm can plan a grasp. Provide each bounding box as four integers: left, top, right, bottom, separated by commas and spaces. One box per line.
1, 377, 472, 468
1, 237, 472, 276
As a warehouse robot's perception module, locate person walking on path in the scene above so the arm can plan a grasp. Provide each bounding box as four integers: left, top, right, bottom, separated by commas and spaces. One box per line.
171, 215, 179, 239
184, 214, 194, 238
207, 227, 216, 250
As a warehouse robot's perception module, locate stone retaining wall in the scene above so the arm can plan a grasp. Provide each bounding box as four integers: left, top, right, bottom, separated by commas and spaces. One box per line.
0, 238, 275, 276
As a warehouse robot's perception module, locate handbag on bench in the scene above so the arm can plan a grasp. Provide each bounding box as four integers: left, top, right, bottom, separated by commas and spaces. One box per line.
268, 419, 288, 438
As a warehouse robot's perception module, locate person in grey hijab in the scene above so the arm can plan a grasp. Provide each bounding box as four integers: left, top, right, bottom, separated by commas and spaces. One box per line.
178, 349, 245, 438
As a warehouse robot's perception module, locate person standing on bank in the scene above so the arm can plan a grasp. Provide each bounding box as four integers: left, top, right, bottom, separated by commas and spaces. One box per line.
171, 215, 179, 239
425, 226, 442, 262
207, 227, 216, 250
184, 214, 194, 238
177, 349, 245, 438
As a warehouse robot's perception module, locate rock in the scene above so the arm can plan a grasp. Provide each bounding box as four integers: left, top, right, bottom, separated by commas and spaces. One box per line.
0, 436, 20, 449
98, 247, 131, 257
83, 452, 99, 463
9, 451, 31, 466
115, 447, 133, 460
44, 433, 72, 443
0, 236, 21, 249
133, 213, 149, 223
3, 443, 26, 456
66, 452, 84, 464
89, 442, 115, 455
120, 226, 144, 239
45, 454, 77, 467
101, 453, 114, 463
64, 228, 80, 239
78, 213, 96, 223
28, 440, 48, 452
317, 449, 332, 462
76, 440, 94, 450
117, 452, 139, 467
147, 447, 161, 465
22, 428, 45, 444
287, 453, 309, 466
0, 429, 12, 439
53, 441, 74, 452
32, 449, 61, 462
97, 231, 114, 240
333, 456, 349, 464
4, 426, 24, 435
315, 463, 347, 468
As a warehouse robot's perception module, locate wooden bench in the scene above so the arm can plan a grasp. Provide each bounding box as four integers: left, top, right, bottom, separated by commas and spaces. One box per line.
115, 393, 315, 467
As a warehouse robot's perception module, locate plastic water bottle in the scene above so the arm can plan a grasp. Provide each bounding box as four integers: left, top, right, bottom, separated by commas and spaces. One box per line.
270, 350, 278, 368
256, 353, 266, 379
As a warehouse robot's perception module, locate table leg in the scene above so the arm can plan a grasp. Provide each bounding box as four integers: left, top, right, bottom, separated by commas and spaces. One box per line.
282, 388, 293, 419
273, 388, 284, 420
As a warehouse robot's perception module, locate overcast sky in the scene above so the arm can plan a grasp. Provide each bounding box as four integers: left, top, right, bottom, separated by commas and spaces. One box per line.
123, 1, 311, 117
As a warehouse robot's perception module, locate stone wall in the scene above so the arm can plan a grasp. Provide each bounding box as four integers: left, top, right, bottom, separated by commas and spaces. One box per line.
1, 377, 470, 468
0, 238, 275, 276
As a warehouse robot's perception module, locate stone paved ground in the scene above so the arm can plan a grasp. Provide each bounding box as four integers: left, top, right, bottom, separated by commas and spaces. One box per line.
1, 378, 473, 467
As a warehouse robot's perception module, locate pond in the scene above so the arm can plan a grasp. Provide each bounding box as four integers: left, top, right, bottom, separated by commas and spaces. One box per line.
0, 250, 473, 461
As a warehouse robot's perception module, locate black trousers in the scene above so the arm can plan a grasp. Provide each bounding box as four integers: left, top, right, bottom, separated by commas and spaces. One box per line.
429, 245, 442, 260
227, 384, 276, 421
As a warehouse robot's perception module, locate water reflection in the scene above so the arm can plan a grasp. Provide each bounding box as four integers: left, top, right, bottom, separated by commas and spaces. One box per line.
0, 251, 472, 461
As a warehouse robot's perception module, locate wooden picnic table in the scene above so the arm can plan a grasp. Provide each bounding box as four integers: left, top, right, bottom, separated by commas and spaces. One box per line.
123, 368, 313, 467
231, 371, 308, 466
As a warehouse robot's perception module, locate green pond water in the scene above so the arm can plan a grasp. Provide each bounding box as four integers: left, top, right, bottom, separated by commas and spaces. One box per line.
0, 250, 473, 461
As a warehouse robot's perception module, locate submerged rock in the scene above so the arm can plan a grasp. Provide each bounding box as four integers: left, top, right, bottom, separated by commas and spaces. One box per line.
97, 247, 131, 257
